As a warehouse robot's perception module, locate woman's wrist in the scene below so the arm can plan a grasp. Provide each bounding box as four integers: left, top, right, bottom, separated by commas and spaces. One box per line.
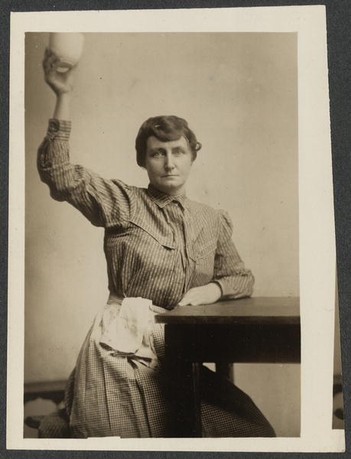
53, 93, 71, 120
56, 92, 72, 105
208, 282, 222, 302
210, 281, 222, 296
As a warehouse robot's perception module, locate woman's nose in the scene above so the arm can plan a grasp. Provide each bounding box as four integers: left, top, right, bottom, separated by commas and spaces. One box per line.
164, 153, 175, 170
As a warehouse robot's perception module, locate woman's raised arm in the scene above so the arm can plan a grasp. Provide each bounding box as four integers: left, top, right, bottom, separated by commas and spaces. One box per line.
38, 49, 133, 229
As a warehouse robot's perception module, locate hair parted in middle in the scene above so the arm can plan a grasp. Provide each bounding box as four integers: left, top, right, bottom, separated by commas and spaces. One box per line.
135, 115, 202, 167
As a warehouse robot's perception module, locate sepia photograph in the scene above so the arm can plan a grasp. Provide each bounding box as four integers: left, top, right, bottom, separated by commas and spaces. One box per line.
7, 5, 343, 453
24, 30, 299, 440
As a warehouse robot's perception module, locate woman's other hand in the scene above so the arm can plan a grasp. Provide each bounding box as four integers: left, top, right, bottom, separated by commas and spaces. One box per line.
42, 48, 75, 96
179, 283, 222, 306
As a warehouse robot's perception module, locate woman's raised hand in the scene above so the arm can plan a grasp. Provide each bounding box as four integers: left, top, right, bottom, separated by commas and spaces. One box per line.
42, 48, 76, 96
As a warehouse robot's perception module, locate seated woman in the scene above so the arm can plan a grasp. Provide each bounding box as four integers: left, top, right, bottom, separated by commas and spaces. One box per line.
37, 49, 275, 438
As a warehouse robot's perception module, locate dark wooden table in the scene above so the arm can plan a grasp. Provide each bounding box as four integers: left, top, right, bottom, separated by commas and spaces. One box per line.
155, 296, 300, 437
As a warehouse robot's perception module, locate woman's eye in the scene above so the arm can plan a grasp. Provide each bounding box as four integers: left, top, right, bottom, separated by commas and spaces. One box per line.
173, 149, 184, 156
151, 150, 164, 157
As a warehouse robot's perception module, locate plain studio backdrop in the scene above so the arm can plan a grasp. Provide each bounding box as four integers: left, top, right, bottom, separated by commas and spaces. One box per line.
25, 32, 299, 436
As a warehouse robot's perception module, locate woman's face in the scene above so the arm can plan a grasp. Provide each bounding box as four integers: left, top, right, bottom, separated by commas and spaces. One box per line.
145, 135, 194, 196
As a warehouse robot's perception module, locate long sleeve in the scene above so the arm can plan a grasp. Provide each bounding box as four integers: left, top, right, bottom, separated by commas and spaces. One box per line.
37, 119, 132, 228
213, 211, 254, 299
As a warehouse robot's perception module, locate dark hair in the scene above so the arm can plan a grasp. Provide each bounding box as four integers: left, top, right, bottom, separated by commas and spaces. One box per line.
135, 115, 202, 167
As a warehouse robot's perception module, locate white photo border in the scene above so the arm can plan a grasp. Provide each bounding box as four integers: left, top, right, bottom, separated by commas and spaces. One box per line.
7, 5, 344, 452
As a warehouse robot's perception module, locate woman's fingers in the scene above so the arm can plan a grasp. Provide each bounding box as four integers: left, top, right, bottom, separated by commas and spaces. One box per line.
43, 52, 60, 74
42, 48, 76, 94
178, 289, 200, 306
43, 48, 54, 67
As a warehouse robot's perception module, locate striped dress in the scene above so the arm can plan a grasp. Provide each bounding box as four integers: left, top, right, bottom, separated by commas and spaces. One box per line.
37, 119, 275, 438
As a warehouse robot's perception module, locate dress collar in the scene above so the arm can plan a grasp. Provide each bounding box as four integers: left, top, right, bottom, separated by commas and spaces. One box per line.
147, 184, 188, 209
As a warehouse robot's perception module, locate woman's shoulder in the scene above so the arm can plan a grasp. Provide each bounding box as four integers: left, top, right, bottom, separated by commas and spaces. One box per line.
108, 179, 143, 200
187, 198, 228, 217
186, 198, 232, 226
111, 183, 161, 213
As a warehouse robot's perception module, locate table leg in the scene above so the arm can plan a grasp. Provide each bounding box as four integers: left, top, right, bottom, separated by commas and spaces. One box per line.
165, 326, 202, 437
192, 362, 202, 437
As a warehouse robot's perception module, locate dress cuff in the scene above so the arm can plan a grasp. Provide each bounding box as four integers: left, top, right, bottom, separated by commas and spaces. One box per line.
47, 119, 71, 141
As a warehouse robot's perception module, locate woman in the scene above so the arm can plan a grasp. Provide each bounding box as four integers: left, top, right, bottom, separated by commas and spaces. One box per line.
37, 49, 275, 438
